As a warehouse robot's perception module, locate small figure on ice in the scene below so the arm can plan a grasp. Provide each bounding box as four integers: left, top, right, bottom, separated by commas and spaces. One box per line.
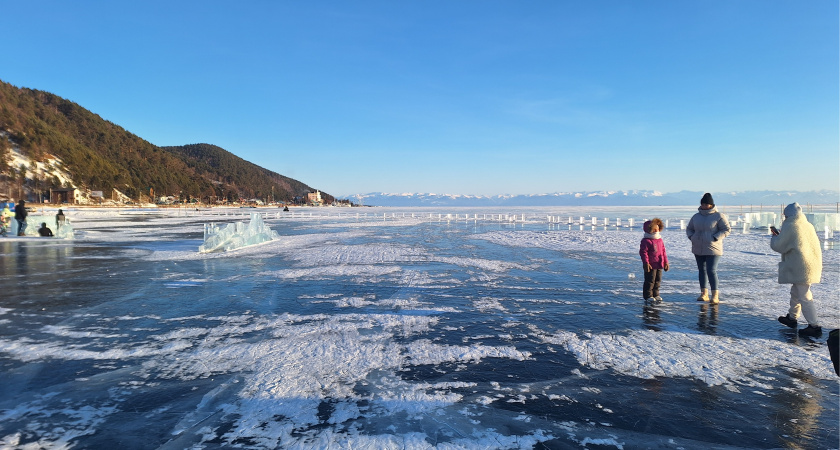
14, 199, 28, 236
772, 203, 823, 337
38, 222, 54, 237
639, 218, 669, 303
0, 203, 12, 237
56, 209, 66, 230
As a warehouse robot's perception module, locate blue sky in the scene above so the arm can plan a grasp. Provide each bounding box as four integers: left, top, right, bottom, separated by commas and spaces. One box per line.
2, 1, 838, 197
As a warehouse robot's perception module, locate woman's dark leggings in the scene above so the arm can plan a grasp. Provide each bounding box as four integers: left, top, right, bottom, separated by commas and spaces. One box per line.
694, 255, 720, 290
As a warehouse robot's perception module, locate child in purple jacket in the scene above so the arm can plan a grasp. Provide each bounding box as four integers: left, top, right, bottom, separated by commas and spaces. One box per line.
640, 218, 670, 302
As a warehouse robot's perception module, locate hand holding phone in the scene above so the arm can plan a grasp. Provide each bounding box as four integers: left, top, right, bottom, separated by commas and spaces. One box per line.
770, 226, 779, 236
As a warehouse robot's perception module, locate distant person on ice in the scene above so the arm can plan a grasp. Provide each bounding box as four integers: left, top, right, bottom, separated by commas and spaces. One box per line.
686, 193, 731, 304
0, 203, 12, 237
38, 223, 54, 237
14, 199, 28, 236
639, 218, 669, 302
772, 202, 823, 338
56, 209, 66, 230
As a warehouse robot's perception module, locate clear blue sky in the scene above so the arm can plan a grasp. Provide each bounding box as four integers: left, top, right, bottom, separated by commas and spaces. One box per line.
2, 1, 838, 197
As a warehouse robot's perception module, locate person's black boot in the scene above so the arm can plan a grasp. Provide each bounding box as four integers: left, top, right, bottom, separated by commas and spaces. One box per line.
777, 314, 797, 329
798, 325, 823, 338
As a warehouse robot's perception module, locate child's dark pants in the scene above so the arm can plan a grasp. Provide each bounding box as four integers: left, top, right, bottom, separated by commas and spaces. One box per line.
643, 267, 662, 299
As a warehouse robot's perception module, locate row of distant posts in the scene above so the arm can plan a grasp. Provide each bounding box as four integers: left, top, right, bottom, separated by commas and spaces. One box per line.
178, 208, 840, 237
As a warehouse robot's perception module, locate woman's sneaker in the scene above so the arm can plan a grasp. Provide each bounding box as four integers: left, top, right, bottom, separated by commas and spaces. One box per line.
798, 325, 823, 338
777, 314, 797, 329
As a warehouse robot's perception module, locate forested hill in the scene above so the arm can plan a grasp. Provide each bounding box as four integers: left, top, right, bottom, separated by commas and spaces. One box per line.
162, 143, 322, 203
0, 80, 322, 203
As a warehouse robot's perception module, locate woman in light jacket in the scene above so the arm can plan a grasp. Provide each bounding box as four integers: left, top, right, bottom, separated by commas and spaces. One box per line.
686, 193, 731, 303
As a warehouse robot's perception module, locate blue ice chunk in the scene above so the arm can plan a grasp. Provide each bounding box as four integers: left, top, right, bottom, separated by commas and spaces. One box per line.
199, 213, 279, 253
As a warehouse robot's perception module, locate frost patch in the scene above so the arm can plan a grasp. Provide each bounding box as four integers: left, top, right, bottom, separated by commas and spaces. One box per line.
540, 329, 836, 386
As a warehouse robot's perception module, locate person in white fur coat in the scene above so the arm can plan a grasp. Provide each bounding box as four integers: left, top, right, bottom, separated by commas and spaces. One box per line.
772, 202, 823, 337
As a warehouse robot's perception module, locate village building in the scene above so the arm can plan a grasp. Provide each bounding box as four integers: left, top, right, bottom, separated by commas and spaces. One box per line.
49, 188, 82, 204
306, 190, 322, 206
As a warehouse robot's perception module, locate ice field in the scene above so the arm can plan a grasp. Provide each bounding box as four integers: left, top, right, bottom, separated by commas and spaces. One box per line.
0, 206, 838, 449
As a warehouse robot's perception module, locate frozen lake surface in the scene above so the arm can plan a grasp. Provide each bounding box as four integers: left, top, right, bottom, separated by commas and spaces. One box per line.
1, 206, 838, 449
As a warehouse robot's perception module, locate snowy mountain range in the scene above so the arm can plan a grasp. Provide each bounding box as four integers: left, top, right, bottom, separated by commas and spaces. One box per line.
343, 190, 840, 207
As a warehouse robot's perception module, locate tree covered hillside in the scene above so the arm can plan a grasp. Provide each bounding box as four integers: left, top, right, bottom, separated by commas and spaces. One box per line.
0, 80, 323, 203
163, 144, 323, 204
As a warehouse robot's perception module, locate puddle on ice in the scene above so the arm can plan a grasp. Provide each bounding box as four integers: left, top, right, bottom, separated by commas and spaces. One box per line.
0, 207, 837, 449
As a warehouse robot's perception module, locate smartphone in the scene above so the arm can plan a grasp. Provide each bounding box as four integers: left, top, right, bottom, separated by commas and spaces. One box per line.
770, 226, 779, 236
